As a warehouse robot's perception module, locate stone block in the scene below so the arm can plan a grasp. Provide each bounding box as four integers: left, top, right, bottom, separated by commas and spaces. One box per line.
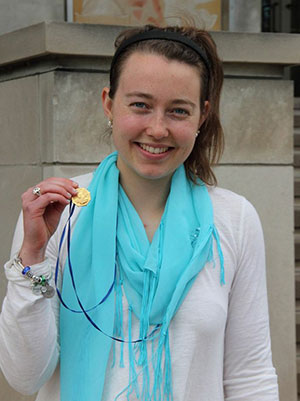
229, 0, 261, 32
0, 0, 64, 36
215, 165, 296, 401
0, 165, 40, 401
0, 166, 42, 302
52, 71, 114, 163
0, 76, 39, 164
0, 166, 42, 401
220, 79, 293, 164
39, 72, 55, 163
43, 164, 98, 180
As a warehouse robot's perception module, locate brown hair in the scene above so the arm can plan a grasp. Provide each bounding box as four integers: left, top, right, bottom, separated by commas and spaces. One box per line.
109, 25, 224, 186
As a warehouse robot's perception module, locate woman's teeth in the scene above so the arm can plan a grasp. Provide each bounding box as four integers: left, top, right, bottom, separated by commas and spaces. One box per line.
139, 143, 169, 154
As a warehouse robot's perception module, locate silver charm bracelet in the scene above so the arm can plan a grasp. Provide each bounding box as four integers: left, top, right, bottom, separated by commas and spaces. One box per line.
13, 257, 55, 298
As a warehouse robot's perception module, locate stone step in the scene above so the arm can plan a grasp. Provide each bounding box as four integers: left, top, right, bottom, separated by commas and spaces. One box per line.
295, 97, 300, 110
296, 265, 300, 300
294, 168, 300, 179
296, 302, 300, 343
295, 177, 300, 198
297, 344, 300, 395
295, 178, 300, 198
295, 109, 300, 128
295, 200, 300, 229
295, 128, 300, 147
295, 232, 300, 262
295, 149, 300, 167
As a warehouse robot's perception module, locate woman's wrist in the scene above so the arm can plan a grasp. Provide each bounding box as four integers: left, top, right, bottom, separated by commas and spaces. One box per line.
18, 246, 46, 266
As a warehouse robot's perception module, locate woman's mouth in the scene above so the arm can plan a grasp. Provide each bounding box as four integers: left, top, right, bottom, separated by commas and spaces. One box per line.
138, 143, 170, 154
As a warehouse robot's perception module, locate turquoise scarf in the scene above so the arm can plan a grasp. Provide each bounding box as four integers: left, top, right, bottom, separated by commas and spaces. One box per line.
60, 151, 224, 401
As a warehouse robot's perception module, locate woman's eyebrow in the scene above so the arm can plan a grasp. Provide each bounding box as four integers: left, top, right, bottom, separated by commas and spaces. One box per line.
171, 99, 196, 109
125, 92, 196, 108
125, 92, 153, 99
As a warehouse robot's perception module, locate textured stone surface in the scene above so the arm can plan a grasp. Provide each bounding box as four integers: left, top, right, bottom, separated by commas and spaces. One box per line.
40, 72, 55, 163
0, 0, 64, 36
215, 165, 296, 401
48, 72, 294, 166
1, 22, 300, 69
220, 79, 293, 164
0, 166, 42, 401
229, 0, 261, 32
52, 71, 114, 163
43, 164, 98, 180
0, 166, 42, 292
0, 76, 40, 164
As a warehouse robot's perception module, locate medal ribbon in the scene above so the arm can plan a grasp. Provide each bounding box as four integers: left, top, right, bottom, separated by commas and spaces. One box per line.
55, 202, 160, 343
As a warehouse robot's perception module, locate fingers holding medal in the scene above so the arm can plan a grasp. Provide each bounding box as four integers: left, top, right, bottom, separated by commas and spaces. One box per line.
20, 178, 81, 261
22, 178, 79, 218
27, 179, 78, 202
22, 179, 91, 216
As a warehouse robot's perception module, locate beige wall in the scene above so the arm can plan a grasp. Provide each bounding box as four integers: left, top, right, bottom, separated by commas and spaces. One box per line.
0, 0, 64, 35
0, 23, 297, 401
229, 0, 262, 32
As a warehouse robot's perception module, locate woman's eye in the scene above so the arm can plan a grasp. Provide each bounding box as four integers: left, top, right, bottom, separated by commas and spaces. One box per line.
131, 102, 148, 109
172, 108, 189, 116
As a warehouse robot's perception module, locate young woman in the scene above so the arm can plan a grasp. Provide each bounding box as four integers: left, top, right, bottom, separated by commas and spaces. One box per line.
0, 25, 279, 401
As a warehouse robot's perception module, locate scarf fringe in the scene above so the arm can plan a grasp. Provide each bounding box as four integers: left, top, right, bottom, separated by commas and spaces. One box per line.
113, 227, 224, 401
114, 269, 125, 368
113, 301, 173, 401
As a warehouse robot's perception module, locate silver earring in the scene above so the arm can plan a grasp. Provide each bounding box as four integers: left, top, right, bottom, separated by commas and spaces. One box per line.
195, 129, 200, 138
108, 120, 113, 130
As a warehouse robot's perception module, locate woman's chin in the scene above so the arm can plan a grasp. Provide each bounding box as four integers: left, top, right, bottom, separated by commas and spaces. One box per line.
135, 167, 174, 182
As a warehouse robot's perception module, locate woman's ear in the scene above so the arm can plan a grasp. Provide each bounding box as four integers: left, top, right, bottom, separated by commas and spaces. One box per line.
199, 100, 210, 128
102, 87, 113, 120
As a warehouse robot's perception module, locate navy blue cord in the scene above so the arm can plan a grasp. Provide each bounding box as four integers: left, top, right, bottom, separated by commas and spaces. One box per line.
55, 202, 161, 344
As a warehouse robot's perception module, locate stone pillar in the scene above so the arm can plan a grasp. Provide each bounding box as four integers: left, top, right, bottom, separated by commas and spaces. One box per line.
229, 0, 262, 32
0, 0, 64, 35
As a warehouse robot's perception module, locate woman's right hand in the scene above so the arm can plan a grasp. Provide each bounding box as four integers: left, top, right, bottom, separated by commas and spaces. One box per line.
18, 178, 79, 266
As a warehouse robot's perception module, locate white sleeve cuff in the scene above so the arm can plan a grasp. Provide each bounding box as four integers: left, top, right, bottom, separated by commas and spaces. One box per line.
4, 253, 52, 288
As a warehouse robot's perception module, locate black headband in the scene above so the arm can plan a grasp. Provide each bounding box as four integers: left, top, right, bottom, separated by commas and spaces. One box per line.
110, 29, 210, 79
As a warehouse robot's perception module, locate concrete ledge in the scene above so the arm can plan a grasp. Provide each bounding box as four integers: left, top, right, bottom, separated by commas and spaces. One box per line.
0, 22, 300, 70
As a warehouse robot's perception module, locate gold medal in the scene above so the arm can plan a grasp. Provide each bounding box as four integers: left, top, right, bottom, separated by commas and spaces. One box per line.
72, 188, 91, 207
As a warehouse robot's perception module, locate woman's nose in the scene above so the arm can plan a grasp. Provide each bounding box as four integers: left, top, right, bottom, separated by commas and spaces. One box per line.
146, 113, 169, 139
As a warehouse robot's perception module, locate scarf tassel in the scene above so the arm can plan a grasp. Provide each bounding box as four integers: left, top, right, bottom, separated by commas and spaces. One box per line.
163, 332, 173, 401
113, 270, 125, 368
127, 306, 140, 400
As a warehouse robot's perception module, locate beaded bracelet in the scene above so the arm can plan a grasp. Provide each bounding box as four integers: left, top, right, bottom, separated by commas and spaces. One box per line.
13, 257, 55, 298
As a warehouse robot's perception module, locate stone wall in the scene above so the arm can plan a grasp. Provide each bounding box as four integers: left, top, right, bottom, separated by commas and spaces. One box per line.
229, 0, 262, 32
0, 0, 64, 35
0, 22, 298, 401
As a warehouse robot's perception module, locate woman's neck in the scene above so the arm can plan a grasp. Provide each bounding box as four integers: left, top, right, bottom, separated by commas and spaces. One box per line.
119, 173, 171, 242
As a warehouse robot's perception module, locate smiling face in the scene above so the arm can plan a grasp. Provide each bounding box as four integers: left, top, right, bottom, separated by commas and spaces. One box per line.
102, 52, 206, 186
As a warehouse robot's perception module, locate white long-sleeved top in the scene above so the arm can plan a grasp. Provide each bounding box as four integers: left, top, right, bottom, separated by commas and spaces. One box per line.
0, 173, 279, 401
